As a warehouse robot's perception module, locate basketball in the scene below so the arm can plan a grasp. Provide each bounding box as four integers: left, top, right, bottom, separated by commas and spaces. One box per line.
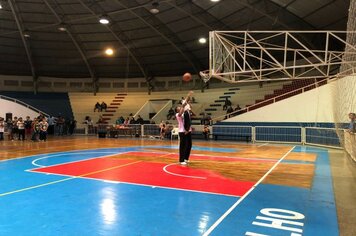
182, 72, 192, 82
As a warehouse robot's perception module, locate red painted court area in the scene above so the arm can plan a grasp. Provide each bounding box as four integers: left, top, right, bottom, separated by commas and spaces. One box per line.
31, 152, 259, 197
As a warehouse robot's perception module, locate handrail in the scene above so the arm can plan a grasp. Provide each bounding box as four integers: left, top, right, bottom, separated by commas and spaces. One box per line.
212, 77, 337, 123
0, 94, 50, 117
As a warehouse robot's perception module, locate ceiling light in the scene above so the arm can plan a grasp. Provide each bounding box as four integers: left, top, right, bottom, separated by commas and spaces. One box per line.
23, 33, 30, 38
0, 4, 2, 9
149, 2, 159, 14
105, 48, 114, 56
199, 37, 207, 44
99, 16, 110, 25
58, 26, 67, 32
210, 0, 221, 2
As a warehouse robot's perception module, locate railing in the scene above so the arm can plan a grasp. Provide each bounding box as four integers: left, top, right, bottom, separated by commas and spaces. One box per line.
80, 123, 343, 149
0, 94, 50, 117
344, 131, 356, 162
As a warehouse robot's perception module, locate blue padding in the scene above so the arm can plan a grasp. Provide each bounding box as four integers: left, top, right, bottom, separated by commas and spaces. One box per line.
215, 122, 336, 128
0, 91, 73, 118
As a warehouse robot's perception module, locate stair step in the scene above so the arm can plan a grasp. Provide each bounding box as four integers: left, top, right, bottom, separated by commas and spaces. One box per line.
102, 114, 114, 117
110, 103, 121, 106
205, 108, 217, 111
228, 88, 240, 91
223, 91, 236, 95
105, 110, 115, 113
214, 100, 225, 103
210, 104, 222, 107
112, 99, 123, 102
107, 106, 118, 109
102, 118, 111, 120
219, 95, 231, 99
117, 94, 127, 96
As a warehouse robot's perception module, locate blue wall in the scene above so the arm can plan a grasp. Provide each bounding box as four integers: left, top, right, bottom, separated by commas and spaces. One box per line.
0, 91, 73, 118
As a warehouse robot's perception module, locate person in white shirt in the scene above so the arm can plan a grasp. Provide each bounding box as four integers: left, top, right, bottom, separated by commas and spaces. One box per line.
17, 117, 25, 141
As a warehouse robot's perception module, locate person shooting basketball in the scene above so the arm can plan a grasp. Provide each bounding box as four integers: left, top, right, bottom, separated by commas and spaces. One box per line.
176, 90, 194, 165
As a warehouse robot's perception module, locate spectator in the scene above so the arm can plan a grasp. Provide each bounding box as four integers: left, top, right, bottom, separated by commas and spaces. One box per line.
101, 101, 107, 112
68, 119, 77, 135
347, 112, 356, 133
136, 115, 144, 125
6, 118, 13, 141
226, 105, 234, 118
94, 102, 101, 112
39, 117, 49, 141
17, 117, 25, 141
24, 116, 32, 140
223, 97, 232, 111
31, 118, 40, 141
47, 116, 56, 135
0, 117, 4, 141
203, 125, 210, 140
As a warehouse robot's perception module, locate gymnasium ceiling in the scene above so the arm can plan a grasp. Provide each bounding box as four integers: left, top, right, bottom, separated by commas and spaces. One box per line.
0, 0, 351, 79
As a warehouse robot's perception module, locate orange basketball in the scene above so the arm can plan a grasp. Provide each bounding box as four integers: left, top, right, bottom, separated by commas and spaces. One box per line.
182, 72, 192, 82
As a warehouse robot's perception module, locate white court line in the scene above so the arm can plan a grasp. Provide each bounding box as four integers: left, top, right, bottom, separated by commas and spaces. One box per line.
202, 146, 295, 236
163, 163, 207, 179
0, 146, 135, 163
0, 160, 141, 197
31, 151, 129, 167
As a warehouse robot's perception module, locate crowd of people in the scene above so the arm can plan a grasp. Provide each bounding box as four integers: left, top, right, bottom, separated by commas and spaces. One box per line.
0, 114, 77, 142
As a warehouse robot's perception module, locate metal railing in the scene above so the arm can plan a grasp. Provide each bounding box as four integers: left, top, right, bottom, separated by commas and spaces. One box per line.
80, 123, 343, 149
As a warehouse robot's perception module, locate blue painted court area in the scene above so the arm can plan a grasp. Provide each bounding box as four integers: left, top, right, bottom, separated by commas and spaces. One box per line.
0, 145, 338, 235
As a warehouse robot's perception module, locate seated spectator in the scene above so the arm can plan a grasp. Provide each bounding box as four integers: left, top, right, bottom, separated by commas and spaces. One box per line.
94, 102, 101, 112
223, 97, 232, 110
347, 112, 356, 133
136, 115, 144, 125
97, 116, 105, 124
203, 125, 210, 140
101, 102, 107, 112
226, 105, 234, 118
160, 123, 166, 139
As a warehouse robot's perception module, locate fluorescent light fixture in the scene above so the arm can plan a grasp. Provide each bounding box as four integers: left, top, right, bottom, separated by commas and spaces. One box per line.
58, 26, 67, 32
211, 0, 221, 2
199, 37, 207, 44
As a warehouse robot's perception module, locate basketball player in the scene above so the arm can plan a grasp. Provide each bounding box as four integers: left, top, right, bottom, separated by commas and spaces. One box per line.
176, 91, 193, 165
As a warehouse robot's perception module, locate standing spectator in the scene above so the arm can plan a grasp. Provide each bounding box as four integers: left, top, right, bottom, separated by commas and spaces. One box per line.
6, 118, 13, 141
12, 117, 18, 140
31, 118, 40, 142
68, 118, 77, 135
348, 112, 356, 133
39, 117, 49, 141
17, 117, 25, 141
47, 116, 56, 135
0, 118, 4, 141
56, 116, 65, 136
24, 116, 32, 140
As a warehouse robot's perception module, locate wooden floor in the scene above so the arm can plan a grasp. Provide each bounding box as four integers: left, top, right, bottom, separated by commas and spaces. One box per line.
0, 135, 354, 235
0, 136, 315, 188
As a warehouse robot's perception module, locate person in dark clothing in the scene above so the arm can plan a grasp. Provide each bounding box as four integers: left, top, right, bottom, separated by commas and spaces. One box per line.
177, 91, 193, 165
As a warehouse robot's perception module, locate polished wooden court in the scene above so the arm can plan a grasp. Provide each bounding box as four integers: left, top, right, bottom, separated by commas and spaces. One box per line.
0, 136, 340, 235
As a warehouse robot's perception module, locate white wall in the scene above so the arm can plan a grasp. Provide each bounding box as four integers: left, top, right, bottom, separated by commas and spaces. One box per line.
226, 79, 338, 123
0, 98, 40, 119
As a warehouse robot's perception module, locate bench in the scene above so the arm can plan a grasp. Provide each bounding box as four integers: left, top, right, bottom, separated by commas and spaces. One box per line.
213, 133, 251, 142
